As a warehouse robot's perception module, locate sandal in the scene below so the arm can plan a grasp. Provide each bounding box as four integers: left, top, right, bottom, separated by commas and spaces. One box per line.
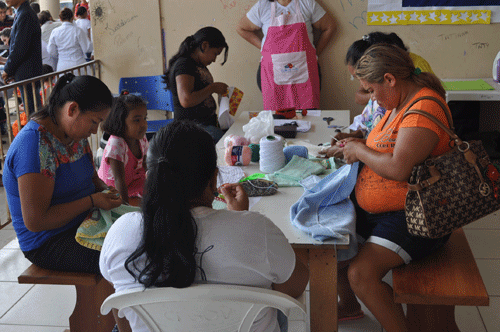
338, 310, 365, 322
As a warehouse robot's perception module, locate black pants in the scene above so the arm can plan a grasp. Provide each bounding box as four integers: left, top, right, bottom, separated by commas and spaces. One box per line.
24, 223, 101, 274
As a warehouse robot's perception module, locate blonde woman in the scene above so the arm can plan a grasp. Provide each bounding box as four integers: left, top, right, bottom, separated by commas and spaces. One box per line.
339, 44, 453, 331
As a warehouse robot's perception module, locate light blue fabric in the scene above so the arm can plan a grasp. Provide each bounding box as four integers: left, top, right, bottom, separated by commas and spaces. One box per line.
290, 163, 359, 261
283, 145, 308, 164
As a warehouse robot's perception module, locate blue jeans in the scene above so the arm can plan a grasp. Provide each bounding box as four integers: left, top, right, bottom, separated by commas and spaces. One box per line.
277, 309, 288, 332
199, 124, 226, 144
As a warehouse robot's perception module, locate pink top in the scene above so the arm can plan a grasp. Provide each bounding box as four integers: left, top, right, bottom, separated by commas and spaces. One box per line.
98, 135, 149, 198
260, 0, 320, 110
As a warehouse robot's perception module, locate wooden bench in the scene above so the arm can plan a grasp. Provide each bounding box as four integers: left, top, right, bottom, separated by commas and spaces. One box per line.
18, 264, 116, 332
393, 228, 489, 331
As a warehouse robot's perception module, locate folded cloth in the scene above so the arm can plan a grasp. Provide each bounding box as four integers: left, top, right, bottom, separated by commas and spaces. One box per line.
265, 155, 326, 187
290, 163, 359, 261
75, 205, 141, 251
273, 119, 312, 132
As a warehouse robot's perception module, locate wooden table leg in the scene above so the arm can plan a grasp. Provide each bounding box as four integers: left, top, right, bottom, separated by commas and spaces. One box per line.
406, 304, 459, 332
69, 278, 116, 332
309, 248, 338, 332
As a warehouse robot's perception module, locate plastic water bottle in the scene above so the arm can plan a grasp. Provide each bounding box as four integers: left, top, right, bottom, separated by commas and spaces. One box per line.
493, 50, 500, 83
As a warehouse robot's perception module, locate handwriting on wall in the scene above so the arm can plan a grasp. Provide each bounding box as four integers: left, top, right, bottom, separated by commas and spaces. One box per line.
472, 42, 489, 49
106, 15, 139, 35
437, 31, 488, 50
339, 0, 367, 30
219, 0, 253, 17
114, 31, 133, 47
438, 31, 468, 41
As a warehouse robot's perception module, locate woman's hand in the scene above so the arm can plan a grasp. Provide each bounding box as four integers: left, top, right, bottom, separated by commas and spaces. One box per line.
211, 82, 229, 95
342, 138, 366, 164
334, 130, 364, 141
220, 183, 249, 211
105, 186, 119, 195
319, 143, 344, 159
91, 191, 122, 210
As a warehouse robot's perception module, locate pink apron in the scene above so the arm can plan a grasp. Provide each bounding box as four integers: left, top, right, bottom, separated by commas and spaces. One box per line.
261, 0, 320, 110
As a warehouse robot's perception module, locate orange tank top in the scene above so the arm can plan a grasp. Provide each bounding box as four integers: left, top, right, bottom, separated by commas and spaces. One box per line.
355, 88, 453, 214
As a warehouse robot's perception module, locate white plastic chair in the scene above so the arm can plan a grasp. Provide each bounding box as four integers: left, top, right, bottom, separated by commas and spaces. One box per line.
101, 284, 306, 332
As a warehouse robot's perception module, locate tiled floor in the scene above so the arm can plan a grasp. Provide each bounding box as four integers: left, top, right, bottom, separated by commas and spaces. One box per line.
0, 179, 498, 331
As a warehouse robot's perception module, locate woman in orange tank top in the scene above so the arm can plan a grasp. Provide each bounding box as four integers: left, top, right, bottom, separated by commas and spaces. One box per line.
337, 44, 453, 332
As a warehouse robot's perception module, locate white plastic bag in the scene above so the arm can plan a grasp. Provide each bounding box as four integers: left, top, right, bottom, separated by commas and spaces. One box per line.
218, 96, 234, 130
242, 111, 274, 143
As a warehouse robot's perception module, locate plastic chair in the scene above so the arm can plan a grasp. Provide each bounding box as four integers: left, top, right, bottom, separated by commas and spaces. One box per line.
101, 284, 306, 332
118, 75, 174, 114
145, 119, 173, 140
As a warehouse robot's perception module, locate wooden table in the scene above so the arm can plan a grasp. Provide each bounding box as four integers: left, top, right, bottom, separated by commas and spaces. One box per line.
216, 111, 351, 332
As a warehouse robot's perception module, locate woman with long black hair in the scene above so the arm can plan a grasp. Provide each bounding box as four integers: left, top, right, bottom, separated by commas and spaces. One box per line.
163, 27, 229, 142
100, 120, 309, 332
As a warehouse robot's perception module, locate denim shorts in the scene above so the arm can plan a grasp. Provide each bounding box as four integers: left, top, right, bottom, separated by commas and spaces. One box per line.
356, 210, 450, 264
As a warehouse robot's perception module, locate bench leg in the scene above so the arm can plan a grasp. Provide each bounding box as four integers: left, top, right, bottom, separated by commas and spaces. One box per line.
69, 278, 116, 332
407, 304, 460, 332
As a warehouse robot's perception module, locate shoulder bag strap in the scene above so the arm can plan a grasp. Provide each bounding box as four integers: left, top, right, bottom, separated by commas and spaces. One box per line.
401, 96, 463, 145
403, 97, 486, 191
402, 96, 455, 132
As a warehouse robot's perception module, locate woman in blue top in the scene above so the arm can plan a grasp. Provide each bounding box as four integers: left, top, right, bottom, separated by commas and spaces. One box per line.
3, 73, 122, 274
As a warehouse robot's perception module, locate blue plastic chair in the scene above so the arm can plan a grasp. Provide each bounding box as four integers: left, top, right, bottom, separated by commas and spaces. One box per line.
118, 75, 174, 114
118, 75, 174, 140
145, 119, 172, 141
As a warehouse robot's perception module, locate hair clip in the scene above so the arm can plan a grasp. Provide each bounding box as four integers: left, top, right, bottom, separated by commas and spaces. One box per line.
362, 35, 369, 41
413, 67, 422, 76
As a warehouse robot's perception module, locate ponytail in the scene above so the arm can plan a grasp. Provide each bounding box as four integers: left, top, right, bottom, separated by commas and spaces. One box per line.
163, 27, 228, 87
164, 35, 198, 80
355, 44, 445, 99
345, 31, 407, 67
125, 120, 217, 288
31, 74, 113, 124
412, 71, 446, 100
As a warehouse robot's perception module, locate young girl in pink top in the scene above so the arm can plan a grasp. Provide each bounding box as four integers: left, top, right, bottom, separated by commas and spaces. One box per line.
98, 91, 148, 204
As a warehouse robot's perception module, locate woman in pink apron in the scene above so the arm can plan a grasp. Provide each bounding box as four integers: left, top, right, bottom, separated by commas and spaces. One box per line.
237, 0, 335, 110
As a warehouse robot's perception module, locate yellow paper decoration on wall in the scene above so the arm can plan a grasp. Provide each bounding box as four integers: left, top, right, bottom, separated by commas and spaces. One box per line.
367, 10, 491, 25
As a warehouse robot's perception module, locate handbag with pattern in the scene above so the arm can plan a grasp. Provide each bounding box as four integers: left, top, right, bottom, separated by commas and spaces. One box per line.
404, 97, 500, 239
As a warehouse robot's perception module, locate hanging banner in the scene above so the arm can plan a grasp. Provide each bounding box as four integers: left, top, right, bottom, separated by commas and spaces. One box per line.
367, 0, 499, 25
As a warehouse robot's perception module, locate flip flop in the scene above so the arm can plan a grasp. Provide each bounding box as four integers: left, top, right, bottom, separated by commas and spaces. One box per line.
338, 311, 365, 322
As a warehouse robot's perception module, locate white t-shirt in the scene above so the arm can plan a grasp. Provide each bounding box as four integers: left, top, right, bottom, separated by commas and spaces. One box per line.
100, 208, 296, 332
75, 17, 93, 46
47, 22, 91, 71
246, 0, 326, 50
75, 17, 91, 34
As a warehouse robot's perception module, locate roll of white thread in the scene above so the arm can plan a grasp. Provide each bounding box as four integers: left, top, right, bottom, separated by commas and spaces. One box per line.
259, 135, 286, 173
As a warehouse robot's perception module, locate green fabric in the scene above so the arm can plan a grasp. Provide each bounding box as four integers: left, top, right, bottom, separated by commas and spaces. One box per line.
265, 155, 326, 187
75, 205, 141, 251
239, 173, 266, 182
442, 79, 494, 91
